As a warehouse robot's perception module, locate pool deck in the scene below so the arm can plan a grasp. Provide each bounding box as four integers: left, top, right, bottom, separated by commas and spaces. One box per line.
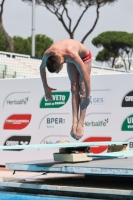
5, 157, 133, 177
0, 158, 133, 199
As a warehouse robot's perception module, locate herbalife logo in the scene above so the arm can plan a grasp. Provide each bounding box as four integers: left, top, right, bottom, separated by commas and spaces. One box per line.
7, 97, 29, 105
122, 115, 133, 131
84, 119, 109, 127
40, 91, 70, 108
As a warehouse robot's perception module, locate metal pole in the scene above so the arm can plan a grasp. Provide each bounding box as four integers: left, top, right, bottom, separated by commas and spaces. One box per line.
32, 0, 35, 57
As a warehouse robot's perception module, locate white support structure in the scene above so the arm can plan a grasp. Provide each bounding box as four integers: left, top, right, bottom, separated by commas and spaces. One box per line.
31, 0, 35, 57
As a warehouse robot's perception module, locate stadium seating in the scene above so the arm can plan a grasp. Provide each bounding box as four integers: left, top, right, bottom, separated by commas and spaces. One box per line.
0, 51, 132, 79
0, 52, 68, 78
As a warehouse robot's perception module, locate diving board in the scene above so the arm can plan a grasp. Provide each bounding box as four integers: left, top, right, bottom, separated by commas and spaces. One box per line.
1, 141, 130, 163
87, 150, 133, 158
0, 141, 128, 150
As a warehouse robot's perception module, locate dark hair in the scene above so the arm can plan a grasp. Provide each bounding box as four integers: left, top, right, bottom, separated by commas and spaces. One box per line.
46, 55, 61, 73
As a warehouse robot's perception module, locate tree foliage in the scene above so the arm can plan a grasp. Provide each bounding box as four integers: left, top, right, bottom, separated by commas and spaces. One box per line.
22, 0, 118, 44
0, 34, 53, 57
0, 0, 14, 52
92, 31, 133, 70
27, 34, 53, 57
13, 36, 31, 55
0, 28, 9, 51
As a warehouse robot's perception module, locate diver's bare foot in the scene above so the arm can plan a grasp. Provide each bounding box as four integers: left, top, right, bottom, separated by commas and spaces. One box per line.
75, 123, 84, 140
70, 122, 78, 139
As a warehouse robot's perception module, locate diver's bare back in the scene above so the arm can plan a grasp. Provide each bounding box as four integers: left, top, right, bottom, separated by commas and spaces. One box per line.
45, 39, 89, 59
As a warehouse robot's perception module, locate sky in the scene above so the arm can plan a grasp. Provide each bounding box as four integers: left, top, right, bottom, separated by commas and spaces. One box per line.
2, 0, 133, 57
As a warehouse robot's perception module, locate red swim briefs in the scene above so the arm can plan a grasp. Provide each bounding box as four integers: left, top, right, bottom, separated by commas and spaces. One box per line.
81, 51, 92, 62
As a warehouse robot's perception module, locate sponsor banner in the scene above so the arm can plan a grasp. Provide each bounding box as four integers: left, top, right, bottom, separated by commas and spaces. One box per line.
6, 97, 29, 106
122, 91, 133, 107
83, 137, 112, 154
126, 137, 133, 150
3, 92, 30, 107
40, 91, 70, 108
3, 114, 31, 130
39, 113, 70, 136
46, 117, 66, 128
3, 136, 31, 151
90, 96, 105, 105
84, 114, 110, 131
38, 136, 69, 156
41, 137, 69, 145
84, 118, 109, 127
0, 74, 133, 164
121, 114, 133, 131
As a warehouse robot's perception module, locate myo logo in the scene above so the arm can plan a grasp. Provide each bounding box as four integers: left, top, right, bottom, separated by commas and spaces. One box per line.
3, 114, 31, 130
90, 96, 105, 105
121, 114, 133, 131
3, 136, 31, 151
40, 91, 70, 108
122, 91, 133, 107
84, 119, 108, 127
6, 97, 29, 106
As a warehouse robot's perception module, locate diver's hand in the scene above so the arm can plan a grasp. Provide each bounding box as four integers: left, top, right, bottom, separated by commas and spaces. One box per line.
80, 96, 90, 110
45, 86, 57, 101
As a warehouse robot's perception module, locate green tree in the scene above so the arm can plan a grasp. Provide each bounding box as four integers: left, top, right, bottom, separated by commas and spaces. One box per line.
92, 31, 133, 70
95, 48, 116, 68
27, 34, 53, 57
0, 34, 53, 57
13, 36, 31, 55
0, 28, 9, 51
22, 0, 118, 44
119, 33, 133, 70
0, 0, 14, 52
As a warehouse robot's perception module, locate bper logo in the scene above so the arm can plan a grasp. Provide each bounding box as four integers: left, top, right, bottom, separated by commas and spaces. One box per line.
3, 136, 31, 151
47, 118, 65, 128
122, 91, 133, 107
121, 114, 133, 131
40, 91, 70, 108
47, 118, 65, 124
3, 114, 31, 130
